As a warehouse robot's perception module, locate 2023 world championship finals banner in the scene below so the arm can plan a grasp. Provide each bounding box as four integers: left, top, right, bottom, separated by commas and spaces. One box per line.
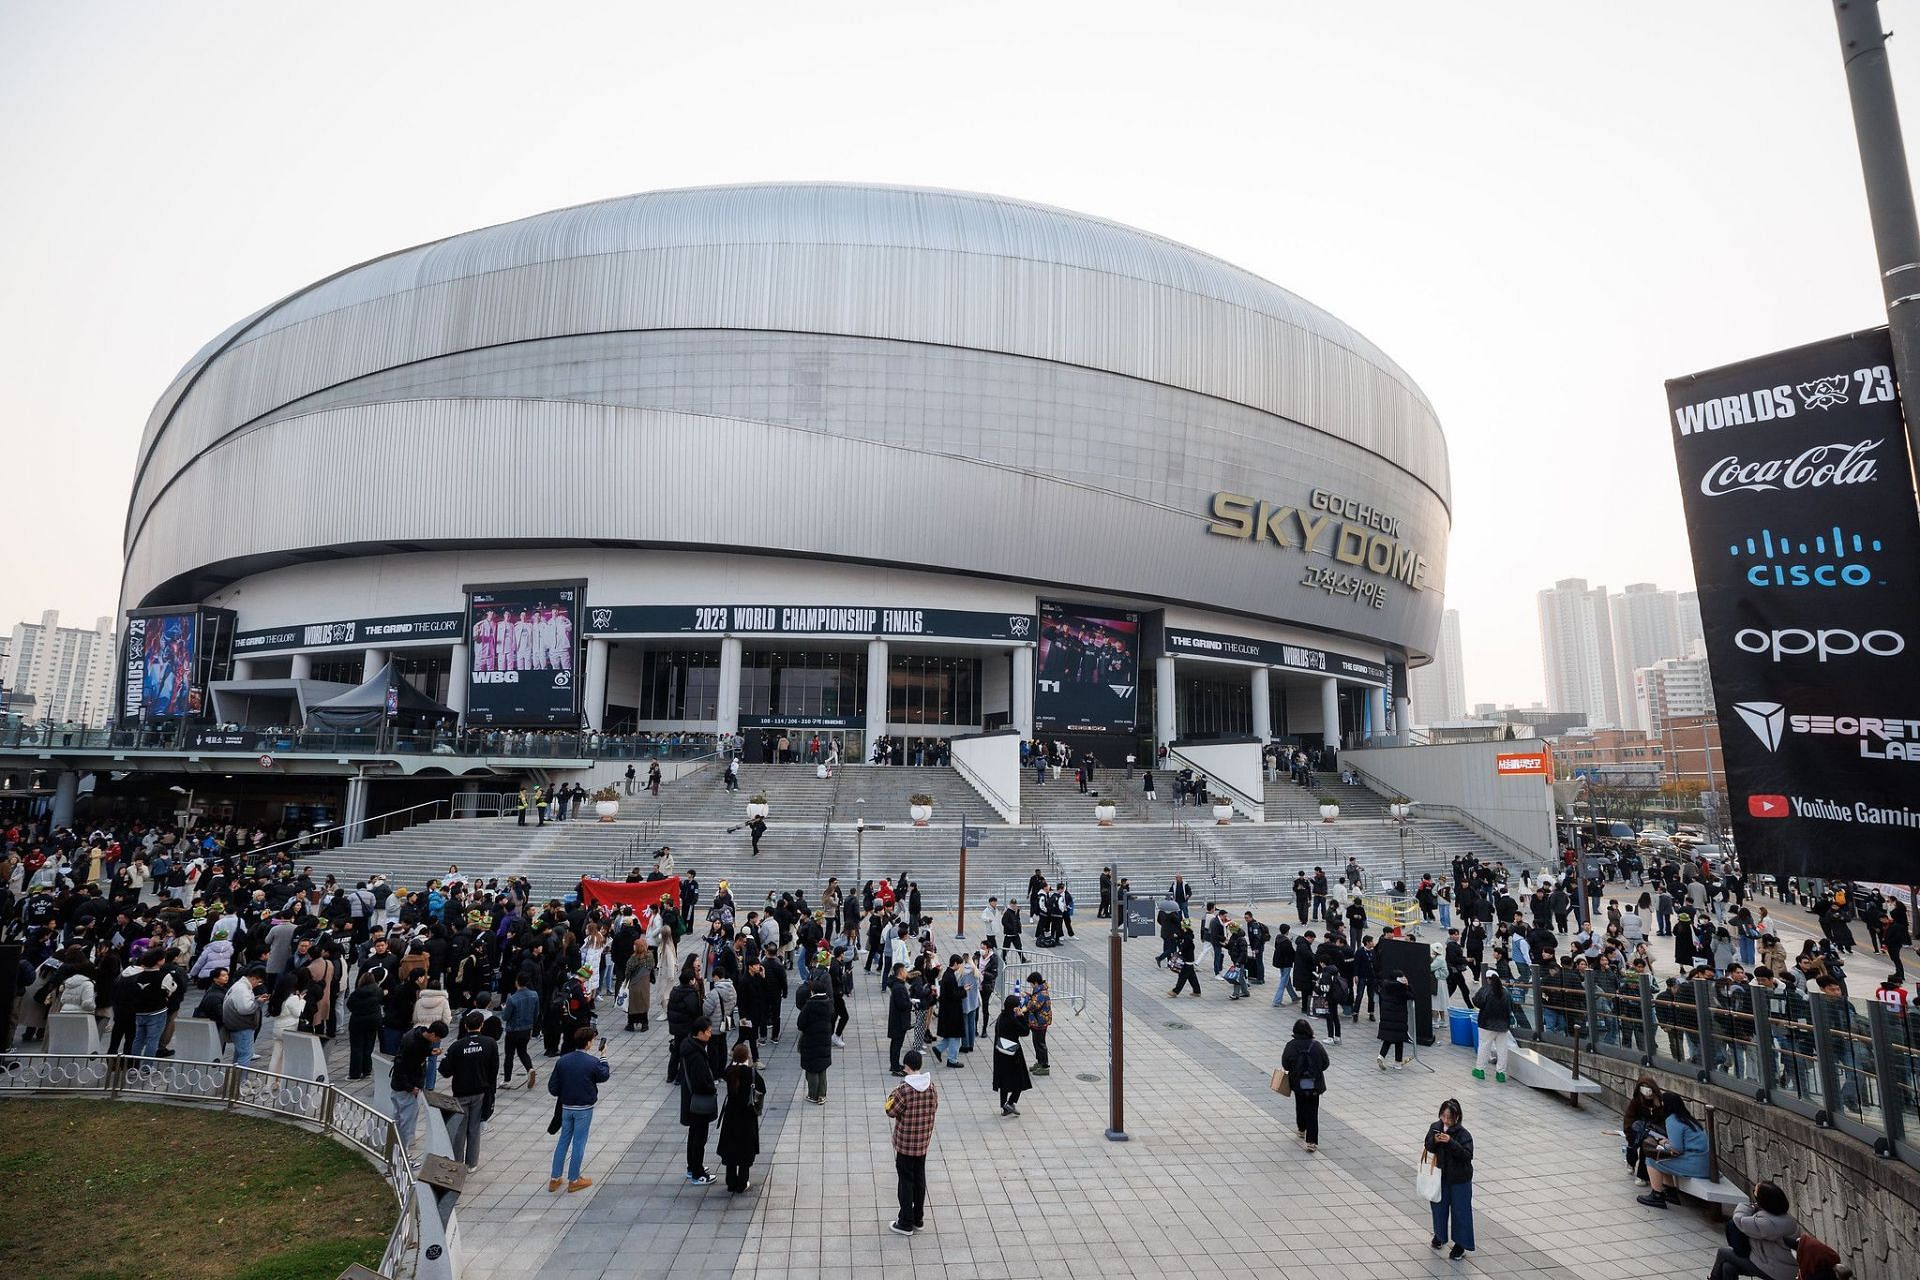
1668, 328, 1920, 881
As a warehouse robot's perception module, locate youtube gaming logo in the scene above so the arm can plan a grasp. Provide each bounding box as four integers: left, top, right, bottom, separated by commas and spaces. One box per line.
1748, 794, 1790, 819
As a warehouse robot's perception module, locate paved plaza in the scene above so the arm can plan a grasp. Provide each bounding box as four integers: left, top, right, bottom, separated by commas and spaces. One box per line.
400, 895, 1731, 1280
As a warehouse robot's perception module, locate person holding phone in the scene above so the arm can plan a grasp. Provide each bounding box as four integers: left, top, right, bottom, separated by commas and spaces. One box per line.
678, 1017, 719, 1186
1424, 1098, 1476, 1259
546, 1026, 610, 1193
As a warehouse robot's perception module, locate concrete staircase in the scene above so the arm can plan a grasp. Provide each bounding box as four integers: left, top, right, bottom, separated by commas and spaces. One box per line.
1018, 768, 1153, 824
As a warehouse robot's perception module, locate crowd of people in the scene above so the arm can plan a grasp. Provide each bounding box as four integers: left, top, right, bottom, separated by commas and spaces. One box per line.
0, 809, 1891, 1269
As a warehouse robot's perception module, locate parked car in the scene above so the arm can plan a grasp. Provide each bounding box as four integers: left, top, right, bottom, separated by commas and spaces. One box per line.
1636, 827, 1675, 851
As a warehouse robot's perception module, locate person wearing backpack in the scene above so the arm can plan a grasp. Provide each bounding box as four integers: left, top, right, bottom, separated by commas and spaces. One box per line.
1315, 956, 1350, 1043
1280, 1019, 1330, 1151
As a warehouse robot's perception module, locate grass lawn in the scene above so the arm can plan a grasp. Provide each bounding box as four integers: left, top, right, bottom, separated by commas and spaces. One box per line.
0, 1098, 392, 1280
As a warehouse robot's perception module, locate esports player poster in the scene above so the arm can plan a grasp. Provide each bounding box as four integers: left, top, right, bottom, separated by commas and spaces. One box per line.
140, 613, 197, 719
1667, 328, 1920, 882
1034, 601, 1139, 734
466, 584, 580, 725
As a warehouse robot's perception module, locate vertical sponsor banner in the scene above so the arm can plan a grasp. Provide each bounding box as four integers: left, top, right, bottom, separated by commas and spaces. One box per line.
465, 584, 581, 725
121, 616, 149, 720
1667, 328, 1920, 880
1034, 601, 1139, 734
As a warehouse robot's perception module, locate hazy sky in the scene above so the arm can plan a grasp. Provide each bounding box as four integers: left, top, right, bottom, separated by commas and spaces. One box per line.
1, 1, 1910, 705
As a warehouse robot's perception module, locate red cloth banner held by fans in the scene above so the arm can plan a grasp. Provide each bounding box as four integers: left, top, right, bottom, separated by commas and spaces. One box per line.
579, 877, 681, 912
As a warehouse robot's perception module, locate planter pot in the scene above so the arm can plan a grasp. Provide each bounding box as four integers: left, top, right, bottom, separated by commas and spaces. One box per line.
1389, 803, 1411, 821
1319, 803, 1340, 823
746, 802, 770, 821
1211, 803, 1234, 825
594, 800, 620, 823
1094, 802, 1117, 827
909, 804, 933, 827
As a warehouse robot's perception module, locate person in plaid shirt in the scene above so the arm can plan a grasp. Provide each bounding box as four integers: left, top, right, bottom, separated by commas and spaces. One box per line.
883, 1048, 939, 1234
1021, 973, 1054, 1075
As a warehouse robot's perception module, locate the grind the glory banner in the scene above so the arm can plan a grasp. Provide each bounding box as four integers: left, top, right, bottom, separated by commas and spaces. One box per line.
1034, 601, 1139, 734
1667, 328, 1920, 881
465, 584, 580, 725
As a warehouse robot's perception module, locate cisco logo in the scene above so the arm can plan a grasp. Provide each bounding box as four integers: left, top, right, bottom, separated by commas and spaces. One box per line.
1727, 525, 1883, 588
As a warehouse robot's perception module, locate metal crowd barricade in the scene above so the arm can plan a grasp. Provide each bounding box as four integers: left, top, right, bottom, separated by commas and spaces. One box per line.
1522, 971, 1918, 1169
0, 1053, 423, 1275
1016, 953, 1088, 1015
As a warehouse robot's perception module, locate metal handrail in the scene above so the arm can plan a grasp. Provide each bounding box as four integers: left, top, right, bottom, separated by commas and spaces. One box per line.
949, 749, 1019, 823
1165, 745, 1265, 821
1343, 761, 1542, 865
0, 1053, 420, 1273
235, 798, 448, 868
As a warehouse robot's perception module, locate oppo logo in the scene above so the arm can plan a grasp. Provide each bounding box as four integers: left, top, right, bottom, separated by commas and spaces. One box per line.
1734, 627, 1906, 662
1700, 439, 1882, 497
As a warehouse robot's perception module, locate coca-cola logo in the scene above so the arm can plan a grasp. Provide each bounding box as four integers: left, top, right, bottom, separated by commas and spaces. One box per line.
1700, 439, 1882, 497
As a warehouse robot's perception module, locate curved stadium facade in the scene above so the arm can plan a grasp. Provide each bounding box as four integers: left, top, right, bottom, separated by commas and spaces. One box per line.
119, 182, 1450, 759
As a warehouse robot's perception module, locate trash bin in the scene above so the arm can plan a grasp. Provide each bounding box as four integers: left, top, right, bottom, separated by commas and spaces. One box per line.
1448, 1006, 1478, 1048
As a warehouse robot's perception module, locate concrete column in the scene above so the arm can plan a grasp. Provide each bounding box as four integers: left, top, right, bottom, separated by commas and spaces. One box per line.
865, 638, 890, 746
1010, 644, 1035, 738
231, 659, 256, 681
289, 653, 313, 681
1250, 666, 1272, 744
343, 775, 369, 844
1367, 686, 1387, 744
582, 638, 610, 731
716, 637, 743, 734
362, 648, 389, 683
446, 643, 469, 719
1320, 676, 1342, 750
51, 771, 79, 829
1155, 655, 1177, 754
1394, 694, 1412, 742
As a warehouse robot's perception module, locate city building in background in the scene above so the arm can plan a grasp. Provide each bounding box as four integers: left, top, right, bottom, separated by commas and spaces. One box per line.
1634, 642, 1714, 737
1408, 607, 1465, 725
1536, 578, 1620, 727
1609, 582, 1683, 731
1, 611, 115, 726
1675, 589, 1703, 656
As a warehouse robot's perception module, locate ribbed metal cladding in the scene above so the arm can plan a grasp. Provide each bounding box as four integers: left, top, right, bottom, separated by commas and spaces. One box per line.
123, 183, 1451, 660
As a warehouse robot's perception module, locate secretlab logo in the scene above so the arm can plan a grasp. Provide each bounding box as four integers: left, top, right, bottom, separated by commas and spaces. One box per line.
1727, 524, 1885, 588
1735, 627, 1906, 662
1699, 439, 1882, 497
1733, 700, 1920, 760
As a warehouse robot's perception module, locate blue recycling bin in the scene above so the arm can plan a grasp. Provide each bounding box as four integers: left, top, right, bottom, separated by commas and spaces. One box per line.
1448, 1006, 1478, 1048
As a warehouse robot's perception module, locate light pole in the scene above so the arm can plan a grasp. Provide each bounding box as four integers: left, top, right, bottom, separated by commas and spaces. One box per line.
854, 799, 865, 893
1106, 857, 1127, 1142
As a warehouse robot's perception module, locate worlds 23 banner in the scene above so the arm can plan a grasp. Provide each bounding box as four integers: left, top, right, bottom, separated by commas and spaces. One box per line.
1667, 329, 1920, 881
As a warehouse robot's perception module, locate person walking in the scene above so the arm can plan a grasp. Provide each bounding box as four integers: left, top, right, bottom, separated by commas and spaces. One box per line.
716, 1041, 766, 1194
678, 1017, 719, 1185
1377, 971, 1413, 1070
1001, 902, 1028, 963
1280, 1018, 1330, 1152
501, 976, 539, 1088
884, 1049, 940, 1235
1470, 972, 1513, 1082
546, 1025, 611, 1193
796, 974, 834, 1104
991, 995, 1033, 1116
1167, 922, 1201, 998
1424, 1098, 1476, 1259
390, 1019, 446, 1156
444, 1010, 499, 1170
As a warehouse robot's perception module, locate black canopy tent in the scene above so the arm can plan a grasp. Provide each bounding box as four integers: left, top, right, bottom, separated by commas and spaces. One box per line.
304, 661, 454, 732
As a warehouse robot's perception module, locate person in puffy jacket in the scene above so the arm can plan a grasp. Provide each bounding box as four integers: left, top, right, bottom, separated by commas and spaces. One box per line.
56, 970, 98, 1014
189, 930, 234, 986
1471, 972, 1513, 1082
664, 964, 704, 1085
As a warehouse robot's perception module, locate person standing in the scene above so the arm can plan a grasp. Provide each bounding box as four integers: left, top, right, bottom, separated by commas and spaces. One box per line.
975, 939, 1001, 1039
390, 1019, 446, 1156
1280, 1018, 1330, 1152
883, 1049, 940, 1235
624, 944, 655, 1032
1377, 970, 1413, 1069
990, 994, 1032, 1116
1470, 972, 1513, 1082
796, 975, 834, 1104
1424, 1098, 1476, 1259
1022, 972, 1053, 1076
886, 963, 913, 1077
1098, 868, 1113, 919
716, 1041, 766, 1194
546, 1025, 611, 1192
665, 963, 703, 1084
678, 1017, 719, 1185
222, 965, 267, 1065
444, 1010, 499, 1170
936, 955, 967, 1068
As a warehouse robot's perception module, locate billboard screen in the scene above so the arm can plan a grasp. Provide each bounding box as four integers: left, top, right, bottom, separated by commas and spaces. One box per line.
1034, 601, 1139, 734
130, 612, 197, 719
1667, 328, 1920, 881
466, 584, 580, 725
